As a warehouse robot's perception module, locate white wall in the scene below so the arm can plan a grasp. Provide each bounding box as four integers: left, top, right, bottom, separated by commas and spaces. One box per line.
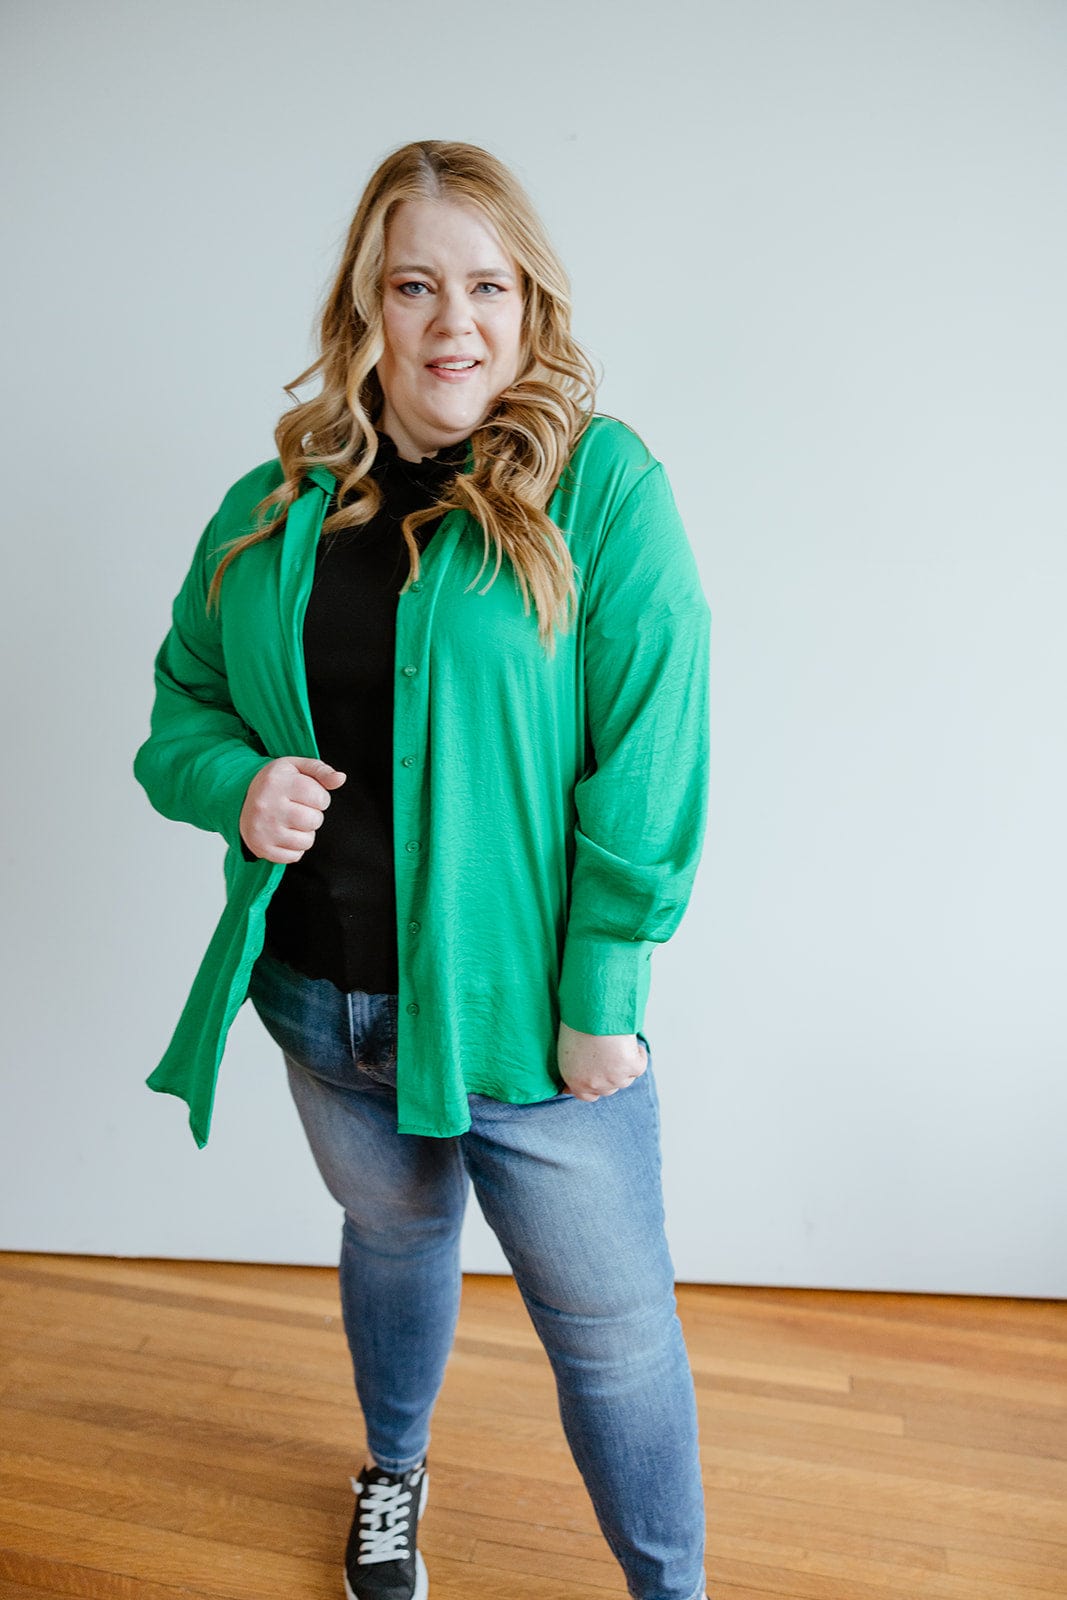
2, 0, 1064, 1296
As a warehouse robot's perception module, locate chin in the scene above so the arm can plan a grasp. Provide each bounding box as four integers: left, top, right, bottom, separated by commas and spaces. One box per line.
431, 403, 484, 432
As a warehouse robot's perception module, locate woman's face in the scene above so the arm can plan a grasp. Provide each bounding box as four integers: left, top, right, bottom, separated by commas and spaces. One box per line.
376, 197, 525, 460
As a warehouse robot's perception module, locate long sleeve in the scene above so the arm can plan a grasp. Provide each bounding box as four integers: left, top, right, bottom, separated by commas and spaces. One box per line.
133, 512, 274, 857
557, 460, 711, 1034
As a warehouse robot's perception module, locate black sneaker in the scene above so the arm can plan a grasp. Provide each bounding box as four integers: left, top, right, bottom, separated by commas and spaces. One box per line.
344, 1458, 429, 1600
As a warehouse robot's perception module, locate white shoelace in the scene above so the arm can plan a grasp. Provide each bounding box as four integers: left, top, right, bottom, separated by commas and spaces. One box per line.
350, 1472, 420, 1566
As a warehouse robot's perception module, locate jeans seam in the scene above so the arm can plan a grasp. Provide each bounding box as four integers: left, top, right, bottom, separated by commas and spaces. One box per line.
345, 989, 358, 1067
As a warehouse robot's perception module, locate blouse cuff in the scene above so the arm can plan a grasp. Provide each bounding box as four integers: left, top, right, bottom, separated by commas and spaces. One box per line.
557, 934, 654, 1035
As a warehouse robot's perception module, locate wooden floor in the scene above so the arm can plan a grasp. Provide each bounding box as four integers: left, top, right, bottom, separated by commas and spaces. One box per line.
0, 1254, 1064, 1599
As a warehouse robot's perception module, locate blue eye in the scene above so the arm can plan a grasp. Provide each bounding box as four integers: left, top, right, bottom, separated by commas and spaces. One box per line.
396, 281, 505, 297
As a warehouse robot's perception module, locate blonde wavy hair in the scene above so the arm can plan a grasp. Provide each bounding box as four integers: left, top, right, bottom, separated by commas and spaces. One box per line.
206, 139, 602, 652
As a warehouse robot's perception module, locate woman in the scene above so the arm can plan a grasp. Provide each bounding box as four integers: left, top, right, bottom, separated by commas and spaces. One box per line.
134, 140, 711, 1600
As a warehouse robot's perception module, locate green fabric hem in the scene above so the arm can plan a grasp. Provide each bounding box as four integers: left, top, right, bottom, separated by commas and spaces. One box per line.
395, 1114, 473, 1138
145, 1075, 209, 1151
396, 1081, 575, 1138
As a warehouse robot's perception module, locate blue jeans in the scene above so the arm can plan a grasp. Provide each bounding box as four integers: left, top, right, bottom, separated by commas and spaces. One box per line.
247, 945, 707, 1600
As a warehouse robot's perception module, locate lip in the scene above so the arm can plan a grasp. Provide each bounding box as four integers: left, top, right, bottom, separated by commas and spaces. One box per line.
426, 359, 482, 383
426, 357, 481, 369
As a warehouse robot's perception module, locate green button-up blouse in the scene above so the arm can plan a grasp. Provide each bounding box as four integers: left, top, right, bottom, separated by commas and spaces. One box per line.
133, 415, 711, 1147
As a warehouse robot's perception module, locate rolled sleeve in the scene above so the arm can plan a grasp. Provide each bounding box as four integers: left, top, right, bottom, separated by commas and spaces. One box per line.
558, 462, 711, 1034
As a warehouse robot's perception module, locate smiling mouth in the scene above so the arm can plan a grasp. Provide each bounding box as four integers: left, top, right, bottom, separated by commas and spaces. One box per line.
426, 360, 482, 382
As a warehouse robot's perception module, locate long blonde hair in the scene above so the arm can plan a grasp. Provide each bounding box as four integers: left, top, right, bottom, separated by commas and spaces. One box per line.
206, 139, 601, 652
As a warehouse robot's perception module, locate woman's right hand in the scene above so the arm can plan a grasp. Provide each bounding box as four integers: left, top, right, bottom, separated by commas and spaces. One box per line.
239, 757, 347, 864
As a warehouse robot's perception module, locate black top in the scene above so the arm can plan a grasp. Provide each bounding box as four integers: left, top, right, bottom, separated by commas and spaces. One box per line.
260, 428, 471, 992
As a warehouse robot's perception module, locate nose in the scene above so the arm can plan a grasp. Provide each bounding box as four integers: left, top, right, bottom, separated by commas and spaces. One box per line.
431, 283, 476, 338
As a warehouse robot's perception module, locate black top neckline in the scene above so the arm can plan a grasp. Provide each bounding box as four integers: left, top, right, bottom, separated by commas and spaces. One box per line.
328, 429, 471, 514
373, 428, 471, 478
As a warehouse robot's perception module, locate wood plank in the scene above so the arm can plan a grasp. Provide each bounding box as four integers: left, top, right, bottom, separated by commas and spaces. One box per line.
0, 1503, 337, 1600
1, 1253, 1064, 1599
0, 1558, 231, 1600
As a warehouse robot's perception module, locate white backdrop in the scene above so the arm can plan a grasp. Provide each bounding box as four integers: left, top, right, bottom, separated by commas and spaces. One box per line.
2, 0, 1064, 1295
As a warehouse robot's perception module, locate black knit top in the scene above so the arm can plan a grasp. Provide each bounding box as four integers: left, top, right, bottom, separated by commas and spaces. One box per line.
261, 428, 472, 993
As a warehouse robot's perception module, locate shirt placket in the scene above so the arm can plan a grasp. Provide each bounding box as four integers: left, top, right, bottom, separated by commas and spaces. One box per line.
392, 508, 466, 1132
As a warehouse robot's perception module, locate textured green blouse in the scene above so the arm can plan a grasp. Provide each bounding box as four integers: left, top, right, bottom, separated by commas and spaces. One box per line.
133, 415, 711, 1147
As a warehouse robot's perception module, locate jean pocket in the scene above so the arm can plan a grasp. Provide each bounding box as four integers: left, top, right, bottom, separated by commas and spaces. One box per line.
247, 951, 378, 1093
354, 1055, 399, 1090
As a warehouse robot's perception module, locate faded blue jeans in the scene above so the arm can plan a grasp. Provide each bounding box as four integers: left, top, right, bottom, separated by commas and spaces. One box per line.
247, 944, 708, 1600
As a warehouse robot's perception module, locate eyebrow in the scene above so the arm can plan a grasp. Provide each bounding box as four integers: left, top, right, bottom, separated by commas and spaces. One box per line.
389, 263, 516, 280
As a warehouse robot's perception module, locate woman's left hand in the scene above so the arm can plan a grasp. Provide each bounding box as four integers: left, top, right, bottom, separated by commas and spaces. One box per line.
556, 1020, 649, 1102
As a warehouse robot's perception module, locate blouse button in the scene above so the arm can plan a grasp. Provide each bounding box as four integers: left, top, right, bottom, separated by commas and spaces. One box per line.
407, 920, 421, 933
402, 664, 418, 677
401, 755, 416, 768
411, 580, 424, 592
405, 840, 421, 853
406, 1001, 420, 1015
